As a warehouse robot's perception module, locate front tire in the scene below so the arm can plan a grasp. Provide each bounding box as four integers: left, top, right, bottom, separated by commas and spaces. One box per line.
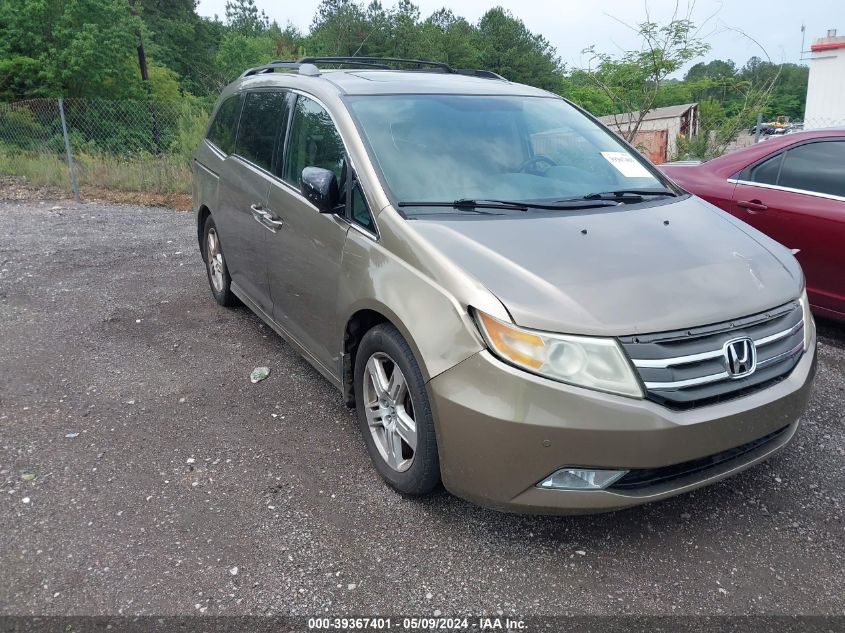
202, 215, 237, 307
354, 323, 440, 495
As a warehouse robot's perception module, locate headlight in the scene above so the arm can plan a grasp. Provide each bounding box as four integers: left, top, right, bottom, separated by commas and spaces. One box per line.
799, 289, 814, 351
474, 309, 643, 398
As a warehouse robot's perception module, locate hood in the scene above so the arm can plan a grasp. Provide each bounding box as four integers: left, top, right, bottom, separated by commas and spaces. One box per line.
407, 196, 803, 336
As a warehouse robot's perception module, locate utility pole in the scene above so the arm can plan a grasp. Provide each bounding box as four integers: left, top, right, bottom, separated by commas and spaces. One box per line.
127, 0, 149, 82
127, 0, 161, 153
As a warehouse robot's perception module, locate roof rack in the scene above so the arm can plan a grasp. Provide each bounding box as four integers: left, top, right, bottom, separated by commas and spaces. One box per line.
300, 56, 453, 72
454, 68, 507, 80
240, 56, 506, 80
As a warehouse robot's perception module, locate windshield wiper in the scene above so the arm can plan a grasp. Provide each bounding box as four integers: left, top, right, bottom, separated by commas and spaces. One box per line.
398, 199, 528, 212
399, 198, 622, 212
581, 188, 678, 201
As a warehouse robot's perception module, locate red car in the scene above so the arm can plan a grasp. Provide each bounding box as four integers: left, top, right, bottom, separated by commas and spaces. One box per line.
659, 129, 845, 321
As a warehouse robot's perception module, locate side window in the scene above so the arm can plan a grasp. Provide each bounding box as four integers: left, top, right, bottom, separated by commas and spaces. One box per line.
234, 90, 289, 171
350, 181, 375, 233
746, 153, 782, 185
779, 141, 845, 197
284, 95, 345, 187
207, 95, 241, 155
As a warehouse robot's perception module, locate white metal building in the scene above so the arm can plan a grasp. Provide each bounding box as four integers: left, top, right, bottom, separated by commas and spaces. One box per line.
804, 29, 845, 129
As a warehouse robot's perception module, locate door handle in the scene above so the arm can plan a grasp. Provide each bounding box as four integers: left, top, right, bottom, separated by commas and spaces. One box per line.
250, 204, 284, 232
737, 199, 768, 212
262, 214, 285, 230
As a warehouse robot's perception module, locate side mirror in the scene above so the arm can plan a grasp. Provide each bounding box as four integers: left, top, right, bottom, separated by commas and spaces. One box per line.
300, 167, 339, 213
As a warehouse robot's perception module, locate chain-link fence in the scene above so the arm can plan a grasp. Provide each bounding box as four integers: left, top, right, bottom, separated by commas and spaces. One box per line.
798, 117, 845, 131
0, 98, 213, 197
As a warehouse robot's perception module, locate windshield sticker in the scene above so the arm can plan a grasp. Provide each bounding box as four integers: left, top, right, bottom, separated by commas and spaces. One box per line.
600, 152, 652, 178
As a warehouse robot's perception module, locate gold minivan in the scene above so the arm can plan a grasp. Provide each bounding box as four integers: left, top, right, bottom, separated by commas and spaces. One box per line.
193, 57, 816, 514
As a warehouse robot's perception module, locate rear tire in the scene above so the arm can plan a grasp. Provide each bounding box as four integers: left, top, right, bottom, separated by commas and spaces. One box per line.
202, 215, 238, 307
354, 323, 440, 495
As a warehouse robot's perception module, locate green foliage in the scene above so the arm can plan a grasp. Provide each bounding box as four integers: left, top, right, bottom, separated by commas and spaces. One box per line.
0, 146, 193, 193
685, 59, 737, 81
137, 0, 226, 96
562, 10, 811, 159
225, 0, 270, 36
0, 105, 64, 152
0, 0, 146, 100
580, 16, 710, 139
740, 58, 809, 122
214, 32, 276, 86
146, 64, 183, 100
0, 0, 814, 189
476, 8, 561, 91
307, 0, 369, 56
303, 2, 560, 87
1, 0, 810, 122
418, 10, 481, 68
0, 99, 208, 193
0, 144, 70, 188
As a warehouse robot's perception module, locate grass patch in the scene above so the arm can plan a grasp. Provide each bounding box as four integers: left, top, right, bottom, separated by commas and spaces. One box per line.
0, 149, 70, 189
76, 153, 192, 194
0, 147, 192, 195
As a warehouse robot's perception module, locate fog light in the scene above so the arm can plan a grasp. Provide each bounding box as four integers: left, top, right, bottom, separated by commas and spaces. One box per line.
537, 468, 628, 490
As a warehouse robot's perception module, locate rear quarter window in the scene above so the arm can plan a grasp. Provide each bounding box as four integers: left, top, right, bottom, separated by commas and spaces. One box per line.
746, 153, 782, 185
235, 90, 290, 172
207, 95, 242, 155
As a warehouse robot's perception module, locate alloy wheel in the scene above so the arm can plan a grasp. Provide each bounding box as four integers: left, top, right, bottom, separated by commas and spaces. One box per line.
206, 227, 225, 293
362, 352, 417, 472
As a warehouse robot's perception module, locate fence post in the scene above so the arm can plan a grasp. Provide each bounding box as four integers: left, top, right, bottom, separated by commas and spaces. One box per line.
58, 97, 80, 203
754, 112, 762, 144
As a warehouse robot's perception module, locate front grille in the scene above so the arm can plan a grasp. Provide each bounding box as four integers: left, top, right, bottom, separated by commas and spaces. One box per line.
619, 301, 804, 410
609, 425, 790, 490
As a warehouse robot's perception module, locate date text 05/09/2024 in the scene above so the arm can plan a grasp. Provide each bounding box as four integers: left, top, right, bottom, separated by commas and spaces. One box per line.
307, 617, 528, 630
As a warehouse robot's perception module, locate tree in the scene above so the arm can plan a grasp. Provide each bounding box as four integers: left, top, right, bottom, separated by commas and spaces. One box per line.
560, 69, 615, 115
581, 9, 710, 141
684, 59, 737, 82
269, 21, 306, 60
136, 0, 225, 96
417, 9, 481, 68
476, 8, 561, 90
389, 0, 421, 59
225, 0, 269, 36
307, 0, 368, 56
0, 0, 144, 100
214, 32, 276, 86
0, 0, 812, 148
738, 59, 808, 121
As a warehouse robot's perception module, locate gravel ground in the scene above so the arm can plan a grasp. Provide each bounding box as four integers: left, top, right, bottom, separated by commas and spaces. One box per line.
1, 200, 844, 617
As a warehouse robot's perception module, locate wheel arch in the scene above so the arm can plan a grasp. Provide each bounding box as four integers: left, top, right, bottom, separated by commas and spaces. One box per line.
342, 306, 401, 408
197, 205, 212, 261
336, 234, 488, 408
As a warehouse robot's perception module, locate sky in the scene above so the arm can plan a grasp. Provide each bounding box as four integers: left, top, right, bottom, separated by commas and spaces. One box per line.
195, 0, 840, 71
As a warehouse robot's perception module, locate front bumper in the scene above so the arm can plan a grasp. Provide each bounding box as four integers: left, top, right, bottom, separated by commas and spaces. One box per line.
427, 333, 816, 514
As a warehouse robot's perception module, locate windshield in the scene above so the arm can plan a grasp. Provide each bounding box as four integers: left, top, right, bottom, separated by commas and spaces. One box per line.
345, 94, 671, 213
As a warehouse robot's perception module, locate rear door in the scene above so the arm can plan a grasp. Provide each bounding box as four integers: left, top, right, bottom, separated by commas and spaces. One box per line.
219, 89, 290, 313
266, 93, 351, 376
731, 139, 845, 316
730, 151, 790, 242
